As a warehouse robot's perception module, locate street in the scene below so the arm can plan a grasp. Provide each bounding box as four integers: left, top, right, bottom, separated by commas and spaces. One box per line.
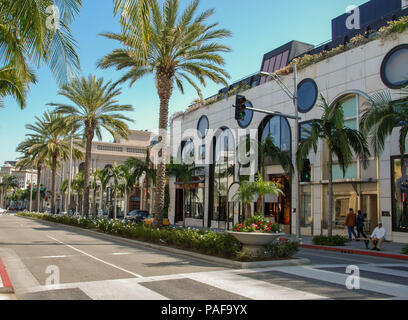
1, 214, 408, 300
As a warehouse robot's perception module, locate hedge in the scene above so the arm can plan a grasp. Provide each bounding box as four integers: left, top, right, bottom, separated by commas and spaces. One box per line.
17, 212, 299, 261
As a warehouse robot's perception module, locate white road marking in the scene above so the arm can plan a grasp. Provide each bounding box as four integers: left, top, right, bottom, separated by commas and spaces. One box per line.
46, 235, 143, 278
112, 252, 131, 256
184, 270, 328, 300
37, 255, 73, 259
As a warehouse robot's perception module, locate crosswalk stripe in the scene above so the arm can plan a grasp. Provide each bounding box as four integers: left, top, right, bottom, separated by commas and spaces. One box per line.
184, 270, 329, 300
272, 266, 408, 298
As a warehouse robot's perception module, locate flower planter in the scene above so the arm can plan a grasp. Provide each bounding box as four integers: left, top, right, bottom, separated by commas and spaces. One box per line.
227, 231, 285, 256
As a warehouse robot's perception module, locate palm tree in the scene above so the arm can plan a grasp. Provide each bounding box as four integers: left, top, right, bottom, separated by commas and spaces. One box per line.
26, 111, 83, 214
71, 171, 85, 215
99, 0, 231, 227
16, 137, 46, 212
106, 163, 124, 219
167, 159, 196, 227
118, 164, 136, 217
49, 74, 134, 217
0, 66, 37, 109
90, 169, 101, 217
95, 167, 112, 216
125, 148, 156, 212
0, 0, 82, 86
296, 95, 370, 236
0, 174, 18, 208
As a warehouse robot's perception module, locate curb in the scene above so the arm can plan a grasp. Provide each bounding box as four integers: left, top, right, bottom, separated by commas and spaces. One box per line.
301, 244, 408, 261
18, 216, 310, 269
0, 257, 14, 294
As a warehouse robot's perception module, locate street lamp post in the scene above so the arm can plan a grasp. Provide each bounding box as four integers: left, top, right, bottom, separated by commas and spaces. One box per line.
29, 171, 33, 212
259, 59, 302, 242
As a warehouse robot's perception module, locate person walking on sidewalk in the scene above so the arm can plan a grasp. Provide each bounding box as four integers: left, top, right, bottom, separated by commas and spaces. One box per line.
356, 210, 367, 239
370, 221, 387, 251
345, 208, 358, 241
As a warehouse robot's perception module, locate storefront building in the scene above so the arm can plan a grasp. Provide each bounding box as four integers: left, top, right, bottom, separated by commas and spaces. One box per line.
168, 1, 408, 243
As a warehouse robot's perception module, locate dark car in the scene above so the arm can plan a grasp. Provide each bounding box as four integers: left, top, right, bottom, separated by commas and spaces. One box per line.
125, 210, 149, 223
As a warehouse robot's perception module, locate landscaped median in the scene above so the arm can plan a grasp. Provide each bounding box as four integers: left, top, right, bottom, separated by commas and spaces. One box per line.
16, 212, 302, 267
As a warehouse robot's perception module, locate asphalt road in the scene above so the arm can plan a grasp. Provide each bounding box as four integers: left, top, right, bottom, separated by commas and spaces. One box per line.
1, 214, 408, 300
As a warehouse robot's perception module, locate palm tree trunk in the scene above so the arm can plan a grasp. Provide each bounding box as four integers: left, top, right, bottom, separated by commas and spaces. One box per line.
153, 72, 173, 227
93, 187, 97, 218
328, 150, 334, 237
124, 189, 128, 218
83, 129, 94, 218
51, 155, 57, 215
113, 190, 117, 219
36, 166, 42, 212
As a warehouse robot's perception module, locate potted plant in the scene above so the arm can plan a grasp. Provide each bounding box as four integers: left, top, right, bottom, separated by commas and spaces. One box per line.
228, 174, 285, 256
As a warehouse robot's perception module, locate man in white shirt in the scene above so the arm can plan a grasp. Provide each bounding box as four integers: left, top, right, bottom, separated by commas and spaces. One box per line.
370, 221, 386, 251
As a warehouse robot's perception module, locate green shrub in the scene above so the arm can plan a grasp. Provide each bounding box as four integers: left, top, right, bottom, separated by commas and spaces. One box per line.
17, 212, 299, 261
312, 235, 348, 246
402, 244, 408, 255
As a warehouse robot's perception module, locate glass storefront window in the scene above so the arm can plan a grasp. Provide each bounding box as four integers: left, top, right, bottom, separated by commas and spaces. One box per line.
184, 184, 205, 219
213, 128, 235, 222
392, 158, 408, 232
332, 163, 358, 180
261, 116, 291, 164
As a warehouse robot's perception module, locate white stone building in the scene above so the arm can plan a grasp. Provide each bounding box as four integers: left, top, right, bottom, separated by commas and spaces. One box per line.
40, 130, 154, 215
168, 0, 408, 243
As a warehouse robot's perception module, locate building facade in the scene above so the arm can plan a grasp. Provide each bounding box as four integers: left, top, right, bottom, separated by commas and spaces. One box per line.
169, 0, 408, 243
40, 130, 154, 215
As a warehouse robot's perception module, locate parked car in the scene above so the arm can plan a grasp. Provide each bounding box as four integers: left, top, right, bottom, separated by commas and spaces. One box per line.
0, 208, 6, 214
125, 210, 150, 223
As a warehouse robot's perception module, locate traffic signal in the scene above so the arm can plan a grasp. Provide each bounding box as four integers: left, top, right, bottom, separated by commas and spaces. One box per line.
301, 159, 311, 182
235, 95, 247, 121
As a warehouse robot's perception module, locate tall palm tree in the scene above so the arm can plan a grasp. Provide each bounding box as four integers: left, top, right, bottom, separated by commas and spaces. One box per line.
0, 0, 82, 86
90, 169, 101, 217
49, 74, 134, 217
96, 167, 112, 216
296, 95, 370, 237
360, 89, 408, 177
99, 0, 231, 226
125, 148, 156, 212
26, 111, 83, 214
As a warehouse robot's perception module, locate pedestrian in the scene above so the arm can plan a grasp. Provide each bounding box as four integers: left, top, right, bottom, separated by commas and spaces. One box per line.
370, 221, 387, 251
356, 210, 367, 239
344, 208, 358, 241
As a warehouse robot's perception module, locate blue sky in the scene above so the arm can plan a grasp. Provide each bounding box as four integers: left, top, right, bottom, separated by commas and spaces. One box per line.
0, 0, 368, 164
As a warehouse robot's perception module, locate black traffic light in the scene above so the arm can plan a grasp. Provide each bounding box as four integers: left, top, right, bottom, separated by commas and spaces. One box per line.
235, 95, 247, 121
301, 159, 311, 182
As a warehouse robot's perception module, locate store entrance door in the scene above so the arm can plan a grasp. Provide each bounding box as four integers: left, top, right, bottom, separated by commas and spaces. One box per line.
264, 175, 291, 232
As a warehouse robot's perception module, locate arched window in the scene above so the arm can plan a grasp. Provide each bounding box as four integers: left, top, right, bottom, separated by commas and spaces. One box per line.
78, 162, 85, 172
213, 128, 235, 222
381, 44, 408, 89
261, 116, 291, 153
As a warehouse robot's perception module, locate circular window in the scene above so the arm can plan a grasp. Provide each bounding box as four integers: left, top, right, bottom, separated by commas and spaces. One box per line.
381, 44, 408, 89
297, 79, 318, 113
197, 115, 209, 138
237, 100, 254, 128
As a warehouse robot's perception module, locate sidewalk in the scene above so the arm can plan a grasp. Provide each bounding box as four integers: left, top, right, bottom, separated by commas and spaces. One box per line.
299, 235, 408, 261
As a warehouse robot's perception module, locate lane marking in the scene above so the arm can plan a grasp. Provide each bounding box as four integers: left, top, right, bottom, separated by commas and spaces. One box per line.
47, 235, 143, 278
37, 255, 73, 259
112, 253, 131, 256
